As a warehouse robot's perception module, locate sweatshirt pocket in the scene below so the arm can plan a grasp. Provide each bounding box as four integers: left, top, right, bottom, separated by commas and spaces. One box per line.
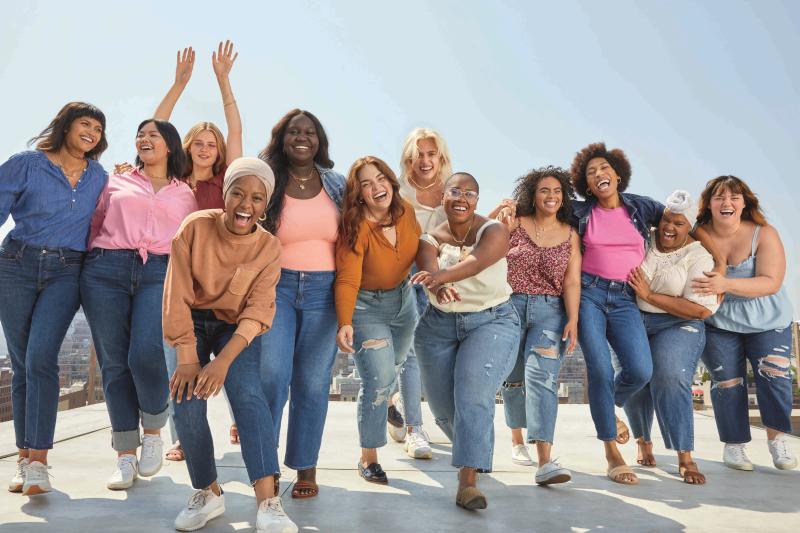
228, 267, 259, 296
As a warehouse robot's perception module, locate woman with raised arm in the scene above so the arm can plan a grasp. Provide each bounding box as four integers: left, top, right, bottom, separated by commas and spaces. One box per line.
693, 176, 796, 471
624, 190, 719, 484
492, 166, 581, 485
335, 156, 421, 484
1, 102, 108, 496
164, 157, 297, 533
386, 128, 453, 458
257, 109, 345, 499
413, 172, 519, 510
80, 119, 196, 491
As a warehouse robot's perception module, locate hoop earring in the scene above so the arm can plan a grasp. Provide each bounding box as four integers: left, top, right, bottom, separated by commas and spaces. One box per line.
586, 189, 593, 197
258, 212, 267, 222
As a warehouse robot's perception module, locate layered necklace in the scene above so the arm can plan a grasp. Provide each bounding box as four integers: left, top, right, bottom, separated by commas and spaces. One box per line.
56, 155, 87, 184
407, 174, 439, 191
289, 167, 317, 190
531, 218, 559, 241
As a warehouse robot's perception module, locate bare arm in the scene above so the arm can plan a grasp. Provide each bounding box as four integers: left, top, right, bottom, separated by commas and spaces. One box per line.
629, 266, 712, 320
692, 225, 726, 275
561, 231, 582, 352
432, 222, 510, 284
154, 47, 195, 120
212, 41, 242, 163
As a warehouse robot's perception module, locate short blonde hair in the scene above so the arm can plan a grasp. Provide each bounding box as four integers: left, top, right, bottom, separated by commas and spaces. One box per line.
399, 128, 452, 185
182, 122, 226, 178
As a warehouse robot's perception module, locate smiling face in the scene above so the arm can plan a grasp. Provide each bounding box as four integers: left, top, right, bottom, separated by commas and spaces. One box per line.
585, 157, 619, 200
189, 130, 219, 172
135, 121, 170, 167
282, 114, 319, 166
413, 138, 441, 182
65, 116, 103, 155
358, 163, 393, 215
443, 174, 479, 222
657, 210, 692, 251
709, 186, 745, 225
224, 175, 268, 235
533, 176, 563, 216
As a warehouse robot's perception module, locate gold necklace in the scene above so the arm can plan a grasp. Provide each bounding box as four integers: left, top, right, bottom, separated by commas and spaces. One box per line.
56, 156, 87, 181
289, 167, 316, 190
448, 215, 475, 246
407, 174, 439, 191
532, 219, 558, 240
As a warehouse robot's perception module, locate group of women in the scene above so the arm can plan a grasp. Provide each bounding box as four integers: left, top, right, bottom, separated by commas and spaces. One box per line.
1, 41, 796, 532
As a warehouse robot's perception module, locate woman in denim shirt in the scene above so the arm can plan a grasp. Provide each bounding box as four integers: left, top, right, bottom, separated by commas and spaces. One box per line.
257, 109, 345, 499
1, 102, 108, 495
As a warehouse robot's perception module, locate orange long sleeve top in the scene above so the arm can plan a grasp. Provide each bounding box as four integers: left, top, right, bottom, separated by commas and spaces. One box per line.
335, 200, 421, 327
162, 209, 282, 364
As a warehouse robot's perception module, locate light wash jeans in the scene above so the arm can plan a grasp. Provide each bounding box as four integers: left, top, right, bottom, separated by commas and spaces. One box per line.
415, 301, 520, 471
624, 312, 705, 451
164, 310, 279, 489
394, 269, 428, 428
501, 294, 568, 444
352, 280, 417, 448
578, 273, 653, 441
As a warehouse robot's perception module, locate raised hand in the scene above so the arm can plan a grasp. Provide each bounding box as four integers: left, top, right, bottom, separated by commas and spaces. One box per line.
212, 40, 238, 79
175, 46, 195, 86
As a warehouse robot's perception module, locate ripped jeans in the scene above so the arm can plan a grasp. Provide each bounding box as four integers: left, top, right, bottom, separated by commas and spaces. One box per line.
352, 280, 417, 448
501, 294, 567, 444
702, 323, 794, 443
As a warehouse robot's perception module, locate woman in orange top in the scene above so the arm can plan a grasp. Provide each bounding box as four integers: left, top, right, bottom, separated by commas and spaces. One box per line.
335, 156, 421, 484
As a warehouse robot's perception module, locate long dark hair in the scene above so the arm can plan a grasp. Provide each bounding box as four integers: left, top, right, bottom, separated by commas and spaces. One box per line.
258, 109, 334, 233
28, 102, 108, 160
134, 119, 187, 181
513, 166, 575, 223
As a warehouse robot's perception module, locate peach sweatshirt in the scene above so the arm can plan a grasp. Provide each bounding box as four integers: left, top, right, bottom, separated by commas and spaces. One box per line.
163, 209, 282, 364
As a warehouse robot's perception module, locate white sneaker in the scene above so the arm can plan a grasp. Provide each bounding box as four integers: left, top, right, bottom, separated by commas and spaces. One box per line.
8, 457, 28, 492
256, 496, 298, 533
723, 443, 754, 471
139, 434, 163, 477
511, 444, 534, 466
404, 428, 433, 459
768, 435, 798, 470
535, 459, 572, 485
107, 454, 139, 490
174, 488, 225, 531
22, 461, 51, 495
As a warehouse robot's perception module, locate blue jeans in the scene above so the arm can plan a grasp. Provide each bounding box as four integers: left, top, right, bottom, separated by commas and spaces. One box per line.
578, 273, 653, 441
624, 313, 705, 451
702, 323, 794, 443
0, 239, 83, 450
415, 301, 520, 471
501, 294, 568, 444
352, 280, 417, 448
80, 249, 170, 451
165, 310, 279, 488
395, 280, 427, 428
260, 269, 338, 470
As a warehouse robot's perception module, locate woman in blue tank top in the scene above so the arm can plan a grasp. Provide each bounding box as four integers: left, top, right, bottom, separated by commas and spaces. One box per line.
693, 175, 796, 472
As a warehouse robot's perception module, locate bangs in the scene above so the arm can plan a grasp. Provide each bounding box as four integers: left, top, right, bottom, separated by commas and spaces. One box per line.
711, 178, 746, 197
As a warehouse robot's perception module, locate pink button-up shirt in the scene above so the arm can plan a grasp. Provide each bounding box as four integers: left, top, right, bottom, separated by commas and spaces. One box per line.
89, 169, 197, 262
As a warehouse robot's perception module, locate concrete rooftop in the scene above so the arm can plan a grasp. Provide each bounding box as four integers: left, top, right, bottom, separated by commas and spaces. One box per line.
1, 400, 799, 533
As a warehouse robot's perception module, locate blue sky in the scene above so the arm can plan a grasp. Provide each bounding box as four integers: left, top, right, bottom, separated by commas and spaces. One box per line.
1, 0, 798, 315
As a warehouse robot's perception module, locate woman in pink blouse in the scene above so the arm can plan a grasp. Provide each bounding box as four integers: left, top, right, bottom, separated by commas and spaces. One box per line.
80, 119, 197, 491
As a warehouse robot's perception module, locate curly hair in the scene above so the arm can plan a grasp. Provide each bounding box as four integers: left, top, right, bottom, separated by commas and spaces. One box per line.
512, 166, 575, 223
697, 175, 767, 226
570, 142, 632, 199
341, 156, 405, 250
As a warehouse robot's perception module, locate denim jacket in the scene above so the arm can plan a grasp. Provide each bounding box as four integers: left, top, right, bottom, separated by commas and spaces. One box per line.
317, 164, 345, 209
571, 192, 665, 248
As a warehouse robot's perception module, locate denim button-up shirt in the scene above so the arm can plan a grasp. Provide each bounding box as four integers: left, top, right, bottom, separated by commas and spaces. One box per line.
571, 192, 665, 248
317, 164, 345, 209
0, 150, 107, 250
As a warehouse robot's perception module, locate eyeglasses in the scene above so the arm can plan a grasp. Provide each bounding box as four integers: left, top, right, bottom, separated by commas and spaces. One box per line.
445, 188, 479, 201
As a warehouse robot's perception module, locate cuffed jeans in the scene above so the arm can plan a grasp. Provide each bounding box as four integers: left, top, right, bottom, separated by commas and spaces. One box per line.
416, 301, 520, 471
501, 294, 568, 444
578, 273, 653, 441
702, 322, 794, 443
0, 238, 83, 450
165, 310, 279, 488
260, 269, 338, 470
624, 313, 705, 451
352, 280, 417, 448
80, 249, 169, 451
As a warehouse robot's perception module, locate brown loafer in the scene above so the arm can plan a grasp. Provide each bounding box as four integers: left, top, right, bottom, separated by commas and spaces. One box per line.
456, 486, 487, 510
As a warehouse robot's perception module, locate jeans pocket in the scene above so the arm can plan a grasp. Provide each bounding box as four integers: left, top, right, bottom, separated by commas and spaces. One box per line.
228, 267, 259, 296
494, 302, 520, 326
0, 247, 18, 263
83, 248, 102, 265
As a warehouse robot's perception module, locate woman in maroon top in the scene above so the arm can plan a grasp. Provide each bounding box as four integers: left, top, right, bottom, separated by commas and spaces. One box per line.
492, 166, 581, 485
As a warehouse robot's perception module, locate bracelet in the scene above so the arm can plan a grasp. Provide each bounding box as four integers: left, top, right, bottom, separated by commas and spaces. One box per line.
177, 362, 200, 366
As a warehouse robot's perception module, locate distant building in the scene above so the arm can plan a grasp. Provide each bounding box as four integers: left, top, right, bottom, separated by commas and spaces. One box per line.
0, 368, 12, 422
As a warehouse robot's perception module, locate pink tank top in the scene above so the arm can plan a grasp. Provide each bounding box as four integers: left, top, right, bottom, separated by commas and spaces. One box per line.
581, 205, 644, 281
276, 189, 340, 271
507, 225, 572, 296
